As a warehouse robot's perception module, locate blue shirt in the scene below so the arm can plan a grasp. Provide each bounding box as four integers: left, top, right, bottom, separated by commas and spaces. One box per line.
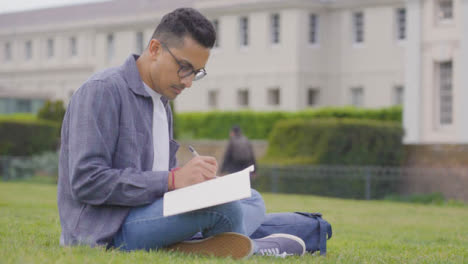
57, 54, 179, 246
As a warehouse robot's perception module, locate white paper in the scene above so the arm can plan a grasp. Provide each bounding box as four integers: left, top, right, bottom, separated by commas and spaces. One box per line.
163, 165, 253, 217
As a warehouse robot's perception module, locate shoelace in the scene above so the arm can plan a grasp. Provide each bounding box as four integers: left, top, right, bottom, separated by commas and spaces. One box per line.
258, 248, 294, 258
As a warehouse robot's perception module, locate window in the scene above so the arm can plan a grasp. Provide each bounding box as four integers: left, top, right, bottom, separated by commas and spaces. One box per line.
212, 19, 220, 47
238, 89, 249, 107
271, 13, 280, 44
393, 86, 404, 105
47, 38, 54, 58
267, 88, 280, 106
107, 34, 114, 62
4, 42, 11, 61
309, 14, 319, 44
17, 99, 32, 112
136, 31, 144, 54
239, 16, 249, 47
208, 90, 218, 108
25, 40, 32, 60
307, 88, 320, 106
70, 37, 77, 57
438, 0, 453, 20
353, 12, 364, 44
438, 61, 453, 125
396, 8, 406, 40
350, 87, 364, 107
0, 98, 45, 114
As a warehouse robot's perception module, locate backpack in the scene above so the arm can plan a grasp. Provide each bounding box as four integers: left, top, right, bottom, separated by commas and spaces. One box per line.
250, 212, 332, 256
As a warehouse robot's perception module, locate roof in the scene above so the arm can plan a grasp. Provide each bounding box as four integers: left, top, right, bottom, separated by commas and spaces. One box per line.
0, 0, 194, 30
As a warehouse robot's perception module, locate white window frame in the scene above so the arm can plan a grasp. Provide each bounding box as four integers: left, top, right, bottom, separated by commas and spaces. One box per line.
239, 16, 249, 48
208, 89, 218, 109
352, 11, 364, 45
107, 33, 114, 62
435, 61, 453, 127
393, 85, 404, 105
267, 87, 280, 106
270, 13, 280, 45
69, 37, 77, 57
395, 8, 406, 42
237, 89, 249, 107
4, 42, 12, 62
308, 14, 319, 46
437, 0, 454, 22
350, 87, 364, 107
307, 88, 320, 107
212, 19, 220, 48
25, 40, 32, 61
47, 38, 54, 59
136, 31, 144, 55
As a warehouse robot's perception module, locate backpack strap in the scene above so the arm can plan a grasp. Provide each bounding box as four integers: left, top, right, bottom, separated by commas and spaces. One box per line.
295, 212, 332, 256
317, 217, 328, 256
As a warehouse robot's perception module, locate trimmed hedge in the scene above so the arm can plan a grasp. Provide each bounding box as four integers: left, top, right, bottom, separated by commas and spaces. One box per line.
174, 106, 402, 140
37, 100, 66, 123
263, 118, 404, 166
0, 115, 60, 156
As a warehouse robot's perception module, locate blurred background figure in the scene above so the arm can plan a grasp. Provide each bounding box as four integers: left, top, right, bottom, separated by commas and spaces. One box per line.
221, 125, 256, 177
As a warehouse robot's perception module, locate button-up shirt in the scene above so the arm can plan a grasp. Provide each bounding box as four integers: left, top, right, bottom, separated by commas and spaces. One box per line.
57, 54, 179, 247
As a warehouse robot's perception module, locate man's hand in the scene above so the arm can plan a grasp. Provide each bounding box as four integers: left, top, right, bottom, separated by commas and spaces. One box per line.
173, 156, 218, 189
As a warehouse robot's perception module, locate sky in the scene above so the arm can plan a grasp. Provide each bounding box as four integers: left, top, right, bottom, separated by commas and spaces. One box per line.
0, 0, 110, 14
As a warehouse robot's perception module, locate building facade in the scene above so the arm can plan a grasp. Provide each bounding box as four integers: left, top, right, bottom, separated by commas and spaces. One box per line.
0, 0, 466, 143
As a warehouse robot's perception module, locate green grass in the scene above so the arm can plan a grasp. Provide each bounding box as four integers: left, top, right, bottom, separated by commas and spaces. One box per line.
0, 182, 467, 264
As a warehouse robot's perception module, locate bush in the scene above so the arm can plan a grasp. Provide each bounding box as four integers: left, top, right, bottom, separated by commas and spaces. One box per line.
174, 106, 402, 140
37, 100, 66, 123
0, 116, 60, 156
263, 118, 404, 166
1, 151, 58, 181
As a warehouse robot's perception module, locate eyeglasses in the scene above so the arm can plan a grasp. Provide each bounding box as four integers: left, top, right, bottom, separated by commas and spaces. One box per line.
160, 42, 207, 81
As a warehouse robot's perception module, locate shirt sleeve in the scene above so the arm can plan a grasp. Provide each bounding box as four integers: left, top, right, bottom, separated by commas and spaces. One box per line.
66, 80, 168, 206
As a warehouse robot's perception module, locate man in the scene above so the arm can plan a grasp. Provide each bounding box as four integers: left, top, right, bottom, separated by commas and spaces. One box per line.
58, 8, 305, 259
221, 125, 257, 177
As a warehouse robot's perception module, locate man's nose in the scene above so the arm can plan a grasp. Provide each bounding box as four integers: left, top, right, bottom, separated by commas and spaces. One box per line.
180, 74, 194, 88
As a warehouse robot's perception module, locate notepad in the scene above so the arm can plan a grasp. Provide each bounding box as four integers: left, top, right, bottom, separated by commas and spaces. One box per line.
163, 165, 254, 217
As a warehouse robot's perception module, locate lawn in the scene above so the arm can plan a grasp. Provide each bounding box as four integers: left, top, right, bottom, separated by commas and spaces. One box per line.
0, 181, 467, 264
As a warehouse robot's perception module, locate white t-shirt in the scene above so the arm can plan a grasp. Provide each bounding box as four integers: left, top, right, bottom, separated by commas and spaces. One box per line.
142, 82, 169, 172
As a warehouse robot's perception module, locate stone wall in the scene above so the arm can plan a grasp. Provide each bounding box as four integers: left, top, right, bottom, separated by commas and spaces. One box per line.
402, 144, 468, 202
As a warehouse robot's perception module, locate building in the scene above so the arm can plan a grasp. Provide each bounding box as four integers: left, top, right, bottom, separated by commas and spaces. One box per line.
0, 0, 466, 144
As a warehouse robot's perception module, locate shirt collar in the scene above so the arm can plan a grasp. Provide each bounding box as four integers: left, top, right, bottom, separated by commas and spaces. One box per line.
121, 54, 170, 106
142, 81, 162, 100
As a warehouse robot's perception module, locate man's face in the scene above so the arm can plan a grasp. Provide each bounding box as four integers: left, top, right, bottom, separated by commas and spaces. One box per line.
148, 37, 210, 100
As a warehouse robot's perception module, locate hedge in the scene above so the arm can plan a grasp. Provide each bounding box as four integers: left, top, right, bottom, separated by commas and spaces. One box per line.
0, 115, 60, 156
263, 118, 404, 166
174, 106, 402, 140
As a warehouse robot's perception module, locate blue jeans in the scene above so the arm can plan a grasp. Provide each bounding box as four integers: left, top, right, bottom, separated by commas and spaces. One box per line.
113, 189, 266, 251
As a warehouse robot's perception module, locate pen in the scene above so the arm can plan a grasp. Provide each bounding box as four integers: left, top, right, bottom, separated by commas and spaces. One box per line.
188, 145, 200, 156
189, 145, 219, 178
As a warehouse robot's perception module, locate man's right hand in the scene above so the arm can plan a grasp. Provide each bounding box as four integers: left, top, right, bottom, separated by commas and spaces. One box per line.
172, 156, 218, 190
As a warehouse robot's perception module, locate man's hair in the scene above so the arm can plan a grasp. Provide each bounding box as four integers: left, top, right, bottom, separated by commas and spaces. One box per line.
231, 125, 242, 136
151, 8, 216, 49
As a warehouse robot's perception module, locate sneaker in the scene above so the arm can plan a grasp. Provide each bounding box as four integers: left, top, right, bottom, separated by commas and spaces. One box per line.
166, 232, 254, 259
253, 233, 306, 257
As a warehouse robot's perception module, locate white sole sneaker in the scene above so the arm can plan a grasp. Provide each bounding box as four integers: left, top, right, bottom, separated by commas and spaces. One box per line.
255, 233, 306, 256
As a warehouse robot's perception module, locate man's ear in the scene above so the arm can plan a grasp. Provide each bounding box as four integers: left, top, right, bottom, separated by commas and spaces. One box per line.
148, 39, 162, 60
